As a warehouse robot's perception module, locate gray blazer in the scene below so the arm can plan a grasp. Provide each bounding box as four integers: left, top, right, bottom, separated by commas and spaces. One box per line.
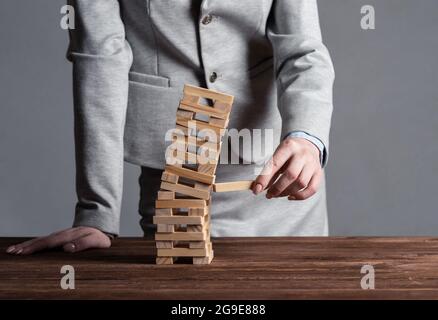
68, 0, 334, 235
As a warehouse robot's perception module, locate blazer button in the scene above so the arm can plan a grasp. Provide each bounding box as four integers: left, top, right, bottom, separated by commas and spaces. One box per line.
202, 14, 213, 25
209, 72, 218, 83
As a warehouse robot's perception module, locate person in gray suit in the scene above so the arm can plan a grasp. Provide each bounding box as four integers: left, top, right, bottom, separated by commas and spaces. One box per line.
7, 0, 334, 255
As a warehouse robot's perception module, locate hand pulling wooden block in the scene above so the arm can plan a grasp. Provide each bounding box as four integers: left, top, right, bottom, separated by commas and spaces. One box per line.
213, 180, 254, 192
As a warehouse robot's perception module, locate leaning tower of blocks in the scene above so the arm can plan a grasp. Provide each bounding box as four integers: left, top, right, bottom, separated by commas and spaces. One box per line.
153, 84, 234, 264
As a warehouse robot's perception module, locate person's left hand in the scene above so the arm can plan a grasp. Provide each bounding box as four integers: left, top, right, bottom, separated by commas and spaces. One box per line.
6, 227, 111, 255
252, 137, 323, 200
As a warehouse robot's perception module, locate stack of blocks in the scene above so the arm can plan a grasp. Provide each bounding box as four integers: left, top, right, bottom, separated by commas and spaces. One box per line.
154, 84, 234, 264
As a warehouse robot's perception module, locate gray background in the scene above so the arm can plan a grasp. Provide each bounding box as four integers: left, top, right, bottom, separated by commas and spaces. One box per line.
1, 0, 437, 236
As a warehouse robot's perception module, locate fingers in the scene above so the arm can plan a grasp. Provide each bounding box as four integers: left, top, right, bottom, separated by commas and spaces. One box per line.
63, 232, 111, 253
7, 227, 90, 255
253, 141, 293, 194
266, 156, 305, 198
290, 169, 323, 200
6, 229, 73, 253
22, 228, 90, 255
265, 170, 282, 189
7, 237, 40, 254
6, 227, 111, 256
253, 137, 323, 201
278, 164, 315, 198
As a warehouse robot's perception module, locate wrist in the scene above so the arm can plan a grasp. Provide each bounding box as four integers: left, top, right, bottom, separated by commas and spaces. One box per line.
283, 131, 325, 167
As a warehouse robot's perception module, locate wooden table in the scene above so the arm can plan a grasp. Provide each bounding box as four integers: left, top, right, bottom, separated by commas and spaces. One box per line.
1, 237, 438, 299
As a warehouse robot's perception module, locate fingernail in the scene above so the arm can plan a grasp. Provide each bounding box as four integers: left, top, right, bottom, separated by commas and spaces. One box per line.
266, 193, 272, 199
6, 246, 15, 253
15, 248, 23, 255
254, 183, 263, 195
289, 196, 296, 200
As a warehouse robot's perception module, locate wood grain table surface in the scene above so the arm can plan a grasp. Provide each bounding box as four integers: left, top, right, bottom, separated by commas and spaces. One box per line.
1, 237, 438, 300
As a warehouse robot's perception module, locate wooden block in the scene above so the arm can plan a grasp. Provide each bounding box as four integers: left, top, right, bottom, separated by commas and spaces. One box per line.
183, 93, 200, 104
187, 225, 203, 233
157, 224, 174, 233
155, 231, 207, 241
172, 149, 197, 165
193, 112, 210, 123
158, 191, 174, 200
155, 208, 173, 216
153, 215, 204, 225
176, 109, 194, 119
185, 212, 209, 224
179, 101, 229, 119
165, 165, 215, 185
156, 199, 207, 209
213, 180, 254, 192
171, 134, 219, 153
172, 150, 216, 166
209, 117, 229, 128
194, 182, 211, 191
204, 212, 211, 224
188, 207, 208, 217
156, 257, 175, 265
188, 205, 210, 217
157, 247, 208, 257
175, 124, 195, 136
184, 84, 234, 104
198, 163, 217, 175
176, 118, 223, 136
189, 240, 207, 249
156, 241, 173, 249
193, 250, 214, 265
161, 171, 179, 184
160, 181, 210, 200
214, 101, 232, 113
197, 129, 221, 144
197, 144, 220, 163
208, 118, 228, 128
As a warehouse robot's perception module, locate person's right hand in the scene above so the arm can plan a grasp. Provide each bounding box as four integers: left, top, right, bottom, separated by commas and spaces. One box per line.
6, 226, 111, 255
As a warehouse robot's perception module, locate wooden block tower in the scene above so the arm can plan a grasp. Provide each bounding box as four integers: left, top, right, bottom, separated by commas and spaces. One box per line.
153, 84, 234, 264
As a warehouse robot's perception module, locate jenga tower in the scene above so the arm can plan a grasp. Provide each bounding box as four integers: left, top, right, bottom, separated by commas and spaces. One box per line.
154, 84, 234, 264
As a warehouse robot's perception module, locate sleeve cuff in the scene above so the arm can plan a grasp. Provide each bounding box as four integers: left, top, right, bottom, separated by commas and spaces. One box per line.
73, 207, 120, 236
